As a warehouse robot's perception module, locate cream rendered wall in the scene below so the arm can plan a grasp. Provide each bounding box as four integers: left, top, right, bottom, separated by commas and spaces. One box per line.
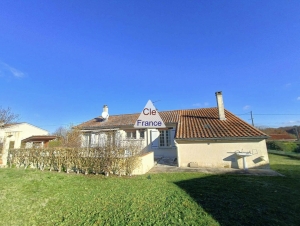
176, 139, 269, 169
1, 123, 48, 165
132, 151, 154, 175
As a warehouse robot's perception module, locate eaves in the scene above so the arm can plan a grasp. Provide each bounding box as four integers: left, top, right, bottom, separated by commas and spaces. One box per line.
175, 136, 269, 142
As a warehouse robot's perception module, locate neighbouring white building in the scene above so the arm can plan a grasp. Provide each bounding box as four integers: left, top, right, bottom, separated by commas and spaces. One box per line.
77, 92, 270, 169
0, 123, 50, 165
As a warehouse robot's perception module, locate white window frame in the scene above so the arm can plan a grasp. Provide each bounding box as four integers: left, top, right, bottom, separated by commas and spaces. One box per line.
159, 130, 171, 147
126, 131, 136, 139
159, 128, 176, 148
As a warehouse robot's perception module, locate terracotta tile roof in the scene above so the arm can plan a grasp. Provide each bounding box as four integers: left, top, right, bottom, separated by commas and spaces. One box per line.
77, 108, 267, 139
79, 113, 140, 129
268, 134, 296, 140
160, 110, 181, 123
176, 108, 267, 139
78, 110, 181, 129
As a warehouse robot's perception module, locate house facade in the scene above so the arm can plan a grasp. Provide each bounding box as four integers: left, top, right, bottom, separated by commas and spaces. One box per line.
78, 92, 270, 169
0, 123, 49, 165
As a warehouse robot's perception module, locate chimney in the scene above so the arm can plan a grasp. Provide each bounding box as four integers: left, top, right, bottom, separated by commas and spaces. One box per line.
103, 105, 108, 114
215, 91, 226, 120
101, 105, 109, 120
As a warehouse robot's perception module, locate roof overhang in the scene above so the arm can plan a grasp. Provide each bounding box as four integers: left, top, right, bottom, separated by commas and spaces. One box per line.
81, 128, 120, 132
21, 135, 57, 143
175, 136, 268, 143
80, 123, 177, 131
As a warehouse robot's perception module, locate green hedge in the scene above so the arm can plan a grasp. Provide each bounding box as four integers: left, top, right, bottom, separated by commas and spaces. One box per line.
7, 146, 142, 176
267, 141, 300, 153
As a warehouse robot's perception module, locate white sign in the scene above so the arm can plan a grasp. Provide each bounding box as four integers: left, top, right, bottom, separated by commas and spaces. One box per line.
134, 100, 166, 128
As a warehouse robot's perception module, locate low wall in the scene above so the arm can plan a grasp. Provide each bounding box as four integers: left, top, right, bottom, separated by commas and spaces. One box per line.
133, 152, 154, 175
177, 139, 270, 169
151, 148, 177, 158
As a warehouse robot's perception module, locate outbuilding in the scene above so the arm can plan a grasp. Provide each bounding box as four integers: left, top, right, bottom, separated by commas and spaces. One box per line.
0, 123, 50, 165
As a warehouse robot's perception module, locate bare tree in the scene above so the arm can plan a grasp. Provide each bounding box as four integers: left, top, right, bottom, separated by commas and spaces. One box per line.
0, 106, 19, 126
51, 125, 82, 148
0, 107, 19, 152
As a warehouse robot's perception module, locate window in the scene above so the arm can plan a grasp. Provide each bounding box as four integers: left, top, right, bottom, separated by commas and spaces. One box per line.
159, 130, 171, 147
139, 130, 145, 139
126, 131, 136, 139
33, 142, 42, 149
82, 131, 119, 147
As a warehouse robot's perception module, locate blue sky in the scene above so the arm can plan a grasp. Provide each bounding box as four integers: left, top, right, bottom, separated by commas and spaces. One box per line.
0, 0, 300, 133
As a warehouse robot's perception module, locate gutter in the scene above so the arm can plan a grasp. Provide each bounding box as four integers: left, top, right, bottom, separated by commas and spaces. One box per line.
175, 136, 268, 142
80, 128, 120, 132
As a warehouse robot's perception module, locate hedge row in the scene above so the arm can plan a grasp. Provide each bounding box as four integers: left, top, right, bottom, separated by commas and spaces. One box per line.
8, 146, 142, 176
266, 141, 300, 153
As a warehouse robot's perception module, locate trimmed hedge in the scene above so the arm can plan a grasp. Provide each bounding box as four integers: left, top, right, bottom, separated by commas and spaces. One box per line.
7, 146, 142, 176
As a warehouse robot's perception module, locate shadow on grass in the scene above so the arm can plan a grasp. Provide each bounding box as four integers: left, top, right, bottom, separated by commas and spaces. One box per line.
269, 152, 300, 160
174, 163, 300, 226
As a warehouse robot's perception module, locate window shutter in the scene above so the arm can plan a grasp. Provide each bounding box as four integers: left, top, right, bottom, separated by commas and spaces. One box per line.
82, 134, 90, 147
171, 129, 176, 147
91, 134, 96, 146
94, 134, 100, 146
115, 131, 122, 143
150, 130, 159, 149
99, 133, 107, 147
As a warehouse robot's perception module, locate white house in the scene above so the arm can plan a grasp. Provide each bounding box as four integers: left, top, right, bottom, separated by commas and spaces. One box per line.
0, 123, 49, 165
77, 92, 270, 169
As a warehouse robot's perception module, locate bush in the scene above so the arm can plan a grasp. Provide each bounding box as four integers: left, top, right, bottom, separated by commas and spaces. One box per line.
7, 131, 144, 176
267, 141, 300, 153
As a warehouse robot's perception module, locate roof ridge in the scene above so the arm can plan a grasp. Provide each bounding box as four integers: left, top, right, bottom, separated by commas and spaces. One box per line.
93, 107, 217, 118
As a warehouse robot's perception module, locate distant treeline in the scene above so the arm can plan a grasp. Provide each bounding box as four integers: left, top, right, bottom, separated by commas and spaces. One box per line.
259, 126, 299, 139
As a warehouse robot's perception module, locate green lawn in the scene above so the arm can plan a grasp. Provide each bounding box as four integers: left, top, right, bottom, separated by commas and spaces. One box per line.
0, 154, 300, 226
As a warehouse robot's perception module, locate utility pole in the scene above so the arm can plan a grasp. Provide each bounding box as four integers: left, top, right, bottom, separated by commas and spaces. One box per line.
250, 111, 254, 127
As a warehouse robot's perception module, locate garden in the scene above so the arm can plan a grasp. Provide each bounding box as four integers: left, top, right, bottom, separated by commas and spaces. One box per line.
0, 153, 299, 225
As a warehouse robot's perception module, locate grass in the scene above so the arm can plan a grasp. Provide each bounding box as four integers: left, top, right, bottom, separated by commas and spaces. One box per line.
268, 149, 300, 159
0, 154, 299, 226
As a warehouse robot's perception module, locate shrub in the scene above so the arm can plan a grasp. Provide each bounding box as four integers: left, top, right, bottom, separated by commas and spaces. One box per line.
7, 131, 143, 176
267, 141, 300, 153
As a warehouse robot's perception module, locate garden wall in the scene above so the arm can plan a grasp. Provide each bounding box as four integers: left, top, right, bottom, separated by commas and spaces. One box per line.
132, 152, 154, 175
